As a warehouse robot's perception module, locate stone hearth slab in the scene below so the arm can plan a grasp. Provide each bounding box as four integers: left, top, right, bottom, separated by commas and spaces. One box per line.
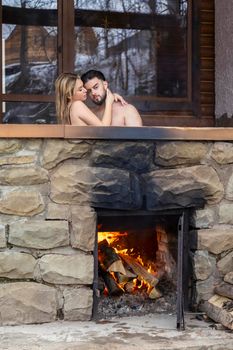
0, 314, 233, 350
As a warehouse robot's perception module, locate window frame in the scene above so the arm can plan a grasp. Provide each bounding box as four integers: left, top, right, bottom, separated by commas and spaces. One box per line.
0, 0, 213, 131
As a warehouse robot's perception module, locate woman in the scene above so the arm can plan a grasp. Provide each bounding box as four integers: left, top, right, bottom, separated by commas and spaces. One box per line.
55, 72, 125, 126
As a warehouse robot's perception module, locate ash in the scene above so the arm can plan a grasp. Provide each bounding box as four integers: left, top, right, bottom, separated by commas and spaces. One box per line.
97, 279, 176, 319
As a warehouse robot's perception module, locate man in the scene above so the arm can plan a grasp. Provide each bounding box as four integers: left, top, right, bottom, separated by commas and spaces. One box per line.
81, 70, 143, 126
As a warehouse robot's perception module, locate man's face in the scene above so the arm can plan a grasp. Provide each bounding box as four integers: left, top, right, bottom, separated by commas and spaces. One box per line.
84, 77, 108, 105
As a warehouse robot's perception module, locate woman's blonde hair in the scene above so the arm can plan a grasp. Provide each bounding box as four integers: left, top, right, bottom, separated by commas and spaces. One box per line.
55, 73, 80, 124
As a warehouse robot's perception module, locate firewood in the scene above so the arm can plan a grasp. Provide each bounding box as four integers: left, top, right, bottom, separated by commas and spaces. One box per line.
99, 239, 136, 275
108, 260, 126, 275
98, 239, 120, 267
124, 281, 135, 293
215, 282, 233, 300
202, 295, 233, 330
148, 287, 162, 300
124, 267, 137, 278
222, 300, 233, 312
213, 323, 228, 330
119, 253, 159, 288
98, 264, 124, 296
98, 239, 126, 274
115, 269, 137, 284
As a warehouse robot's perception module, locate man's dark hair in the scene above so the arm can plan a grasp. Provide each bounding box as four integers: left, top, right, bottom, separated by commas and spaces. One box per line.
81, 70, 106, 84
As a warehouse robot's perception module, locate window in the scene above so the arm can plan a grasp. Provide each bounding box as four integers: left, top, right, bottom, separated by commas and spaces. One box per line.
74, 0, 191, 114
1, 0, 58, 123
0, 0, 213, 127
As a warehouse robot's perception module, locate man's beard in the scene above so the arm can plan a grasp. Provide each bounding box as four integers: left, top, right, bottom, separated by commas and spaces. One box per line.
92, 91, 107, 106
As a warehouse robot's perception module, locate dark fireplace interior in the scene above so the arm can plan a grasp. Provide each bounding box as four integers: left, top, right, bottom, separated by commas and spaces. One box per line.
93, 209, 191, 328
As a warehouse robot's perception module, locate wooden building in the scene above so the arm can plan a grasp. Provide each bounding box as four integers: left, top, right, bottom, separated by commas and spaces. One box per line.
5, 25, 57, 66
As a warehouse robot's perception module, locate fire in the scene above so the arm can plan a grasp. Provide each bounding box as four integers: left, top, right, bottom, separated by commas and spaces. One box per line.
98, 231, 127, 243
98, 231, 132, 255
98, 231, 160, 298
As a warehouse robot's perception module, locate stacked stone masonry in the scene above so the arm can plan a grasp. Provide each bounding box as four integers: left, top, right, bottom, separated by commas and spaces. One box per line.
0, 139, 232, 325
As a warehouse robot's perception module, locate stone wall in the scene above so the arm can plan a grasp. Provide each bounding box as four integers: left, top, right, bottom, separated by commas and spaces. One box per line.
0, 138, 232, 325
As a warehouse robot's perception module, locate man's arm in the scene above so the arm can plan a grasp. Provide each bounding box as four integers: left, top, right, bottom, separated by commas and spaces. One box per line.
124, 104, 143, 126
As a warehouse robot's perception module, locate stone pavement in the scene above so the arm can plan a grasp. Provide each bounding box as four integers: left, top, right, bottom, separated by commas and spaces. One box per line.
0, 313, 233, 350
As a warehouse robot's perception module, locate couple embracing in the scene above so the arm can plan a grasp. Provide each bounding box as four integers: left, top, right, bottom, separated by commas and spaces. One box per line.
55, 70, 142, 127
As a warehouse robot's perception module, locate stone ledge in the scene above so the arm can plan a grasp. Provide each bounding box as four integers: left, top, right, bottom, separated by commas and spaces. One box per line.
2, 125, 233, 140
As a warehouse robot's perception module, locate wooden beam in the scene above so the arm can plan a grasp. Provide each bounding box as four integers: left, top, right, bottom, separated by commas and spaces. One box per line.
0, 124, 64, 138
0, 125, 233, 140
2, 6, 58, 26
3, 5, 180, 31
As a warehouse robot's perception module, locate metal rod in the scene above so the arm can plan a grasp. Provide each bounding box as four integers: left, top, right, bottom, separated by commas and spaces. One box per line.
92, 227, 99, 321
177, 211, 185, 330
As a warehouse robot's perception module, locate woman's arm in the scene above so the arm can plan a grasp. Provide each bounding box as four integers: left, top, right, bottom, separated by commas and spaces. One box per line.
70, 91, 114, 126
101, 89, 114, 125
113, 93, 128, 106
70, 101, 103, 126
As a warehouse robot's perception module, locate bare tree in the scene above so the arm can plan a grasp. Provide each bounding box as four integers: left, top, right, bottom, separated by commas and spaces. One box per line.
18, 0, 29, 90
103, 0, 111, 59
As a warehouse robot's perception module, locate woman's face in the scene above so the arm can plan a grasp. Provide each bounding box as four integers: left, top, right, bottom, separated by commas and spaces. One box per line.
72, 78, 87, 101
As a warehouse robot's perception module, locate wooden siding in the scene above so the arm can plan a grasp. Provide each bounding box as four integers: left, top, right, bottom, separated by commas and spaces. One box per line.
200, 0, 215, 121
5, 26, 56, 65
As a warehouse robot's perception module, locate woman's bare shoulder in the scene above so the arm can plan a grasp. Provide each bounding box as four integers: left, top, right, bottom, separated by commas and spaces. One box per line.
71, 100, 85, 107
70, 100, 88, 125
70, 100, 102, 126
70, 100, 87, 114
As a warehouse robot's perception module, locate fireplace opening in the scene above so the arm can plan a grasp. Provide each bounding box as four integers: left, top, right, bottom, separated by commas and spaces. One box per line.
93, 209, 191, 328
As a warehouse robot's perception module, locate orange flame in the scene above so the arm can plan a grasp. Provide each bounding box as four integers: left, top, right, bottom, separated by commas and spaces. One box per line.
98, 231, 158, 294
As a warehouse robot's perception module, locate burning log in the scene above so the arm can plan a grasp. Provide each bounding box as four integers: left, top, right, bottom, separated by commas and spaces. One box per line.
108, 260, 126, 275
98, 239, 126, 275
202, 294, 233, 330
124, 281, 135, 293
215, 282, 233, 300
148, 287, 162, 300
115, 269, 137, 285
98, 239, 119, 267
119, 253, 159, 288
98, 264, 124, 296
98, 238, 161, 298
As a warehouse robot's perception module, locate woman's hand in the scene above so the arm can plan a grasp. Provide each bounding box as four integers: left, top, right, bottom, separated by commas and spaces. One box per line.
113, 93, 128, 106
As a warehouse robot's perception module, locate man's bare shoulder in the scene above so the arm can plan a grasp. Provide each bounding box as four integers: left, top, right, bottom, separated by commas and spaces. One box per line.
112, 101, 137, 113
112, 102, 143, 126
